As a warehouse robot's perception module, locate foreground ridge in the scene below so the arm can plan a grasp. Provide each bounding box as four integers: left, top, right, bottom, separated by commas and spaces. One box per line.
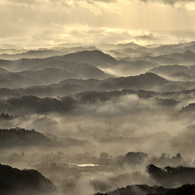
0, 164, 56, 195
95, 184, 195, 195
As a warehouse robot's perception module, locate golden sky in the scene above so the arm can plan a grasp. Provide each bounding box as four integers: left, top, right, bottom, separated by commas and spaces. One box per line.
1, 0, 195, 48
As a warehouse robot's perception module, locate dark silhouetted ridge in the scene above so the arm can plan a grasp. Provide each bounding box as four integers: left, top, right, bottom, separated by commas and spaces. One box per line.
111, 72, 168, 89
0, 164, 56, 195
62, 50, 117, 68
0, 128, 51, 148
95, 184, 195, 195
146, 164, 195, 188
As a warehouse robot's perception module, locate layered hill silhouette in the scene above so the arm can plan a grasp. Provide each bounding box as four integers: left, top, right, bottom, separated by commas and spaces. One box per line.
0, 49, 61, 60
110, 72, 168, 89
0, 96, 77, 114
95, 164, 195, 195
144, 50, 195, 65
0, 73, 40, 88
149, 65, 190, 75
0, 73, 173, 98
0, 50, 116, 72
146, 164, 195, 187
1, 49, 195, 89
0, 164, 56, 195
95, 184, 195, 195
19, 68, 78, 85
0, 128, 52, 148
149, 65, 195, 81
115, 59, 160, 76
0, 67, 107, 88
0, 128, 92, 148
55, 72, 169, 91
0, 50, 114, 87
62, 50, 118, 68
0, 46, 98, 60
173, 50, 195, 62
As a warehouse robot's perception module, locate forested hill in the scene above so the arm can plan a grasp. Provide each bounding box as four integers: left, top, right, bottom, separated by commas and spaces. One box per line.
0, 128, 51, 148
0, 128, 92, 148
0, 164, 56, 195
95, 184, 195, 195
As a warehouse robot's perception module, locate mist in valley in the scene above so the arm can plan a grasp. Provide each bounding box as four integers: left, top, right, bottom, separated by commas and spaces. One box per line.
1, 0, 195, 195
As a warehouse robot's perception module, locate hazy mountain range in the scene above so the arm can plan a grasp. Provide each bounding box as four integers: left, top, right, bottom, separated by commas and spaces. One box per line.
1, 41, 195, 195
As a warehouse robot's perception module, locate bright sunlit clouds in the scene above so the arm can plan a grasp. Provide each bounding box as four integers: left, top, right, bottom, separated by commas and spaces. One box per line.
1, 0, 195, 48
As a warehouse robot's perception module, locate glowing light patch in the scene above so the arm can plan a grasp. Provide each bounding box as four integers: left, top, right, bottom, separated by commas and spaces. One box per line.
73, 163, 99, 167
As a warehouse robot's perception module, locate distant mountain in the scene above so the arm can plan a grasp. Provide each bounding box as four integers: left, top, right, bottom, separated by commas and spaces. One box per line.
0, 59, 14, 70
177, 50, 195, 62
0, 164, 56, 195
0, 73, 171, 98
148, 65, 195, 82
0, 58, 47, 72
100, 42, 147, 52
62, 50, 118, 68
144, 54, 182, 65
170, 72, 194, 81
136, 33, 157, 41
183, 41, 195, 52
103, 41, 195, 60
0, 51, 111, 86
0, 73, 40, 88
109, 72, 168, 89
57, 78, 101, 86
0, 72, 194, 97
145, 41, 195, 56
150, 43, 187, 55
54, 73, 169, 92
0, 61, 109, 88
0, 47, 99, 60
115, 59, 160, 76
95, 184, 195, 195
106, 41, 195, 60
146, 50, 195, 65
75, 89, 157, 104
37, 60, 109, 79
117, 42, 142, 49
99, 42, 149, 59
53, 45, 98, 54
149, 65, 189, 75
19, 61, 109, 85
19, 68, 78, 85
0, 83, 158, 100
0, 49, 63, 60
0, 67, 9, 74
